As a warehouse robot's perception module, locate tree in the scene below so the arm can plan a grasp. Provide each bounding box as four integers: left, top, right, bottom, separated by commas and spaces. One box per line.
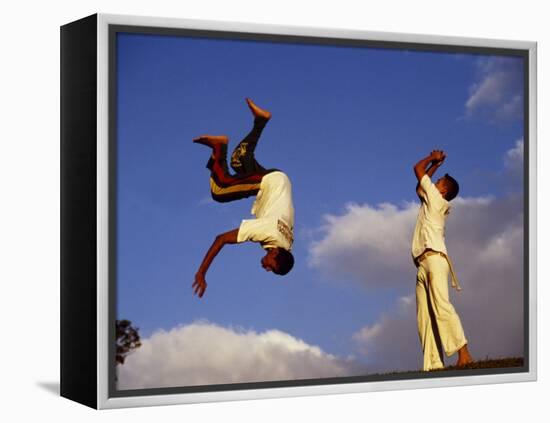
116, 319, 142, 365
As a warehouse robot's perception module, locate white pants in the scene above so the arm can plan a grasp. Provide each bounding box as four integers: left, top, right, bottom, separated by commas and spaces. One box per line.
416, 254, 467, 371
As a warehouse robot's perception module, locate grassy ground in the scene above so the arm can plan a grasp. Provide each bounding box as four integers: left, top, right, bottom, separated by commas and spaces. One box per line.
434, 357, 524, 371
372, 357, 525, 377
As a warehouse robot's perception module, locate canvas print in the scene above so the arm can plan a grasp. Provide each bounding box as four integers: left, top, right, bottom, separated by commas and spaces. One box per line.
112, 30, 526, 393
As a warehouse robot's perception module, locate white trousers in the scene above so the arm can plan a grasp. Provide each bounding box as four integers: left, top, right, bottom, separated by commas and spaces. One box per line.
416, 254, 467, 371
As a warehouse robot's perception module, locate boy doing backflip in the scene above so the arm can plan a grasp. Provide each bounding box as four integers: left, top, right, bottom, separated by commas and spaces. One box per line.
412, 150, 473, 370
192, 99, 295, 298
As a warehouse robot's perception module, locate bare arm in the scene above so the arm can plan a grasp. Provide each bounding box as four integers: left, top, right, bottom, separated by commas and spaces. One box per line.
193, 228, 239, 298
414, 150, 446, 198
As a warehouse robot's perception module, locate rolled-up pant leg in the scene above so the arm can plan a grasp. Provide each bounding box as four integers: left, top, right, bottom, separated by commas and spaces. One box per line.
208, 146, 264, 202
208, 117, 275, 203
416, 255, 468, 371
230, 117, 268, 175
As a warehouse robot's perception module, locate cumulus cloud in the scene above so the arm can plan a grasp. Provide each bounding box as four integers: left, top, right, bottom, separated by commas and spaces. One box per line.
117, 321, 361, 390
310, 141, 525, 371
353, 296, 421, 372
504, 138, 524, 180
465, 57, 524, 122
309, 194, 521, 291
309, 201, 418, 288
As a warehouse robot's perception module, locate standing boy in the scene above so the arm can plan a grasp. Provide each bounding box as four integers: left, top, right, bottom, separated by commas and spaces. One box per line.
191, 98, 295, 298
412, 150, 473, 370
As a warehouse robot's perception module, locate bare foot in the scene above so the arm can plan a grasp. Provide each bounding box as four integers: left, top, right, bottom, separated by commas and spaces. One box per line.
455, 344, 474, 367
192, 135, 229, 149
246, 98, 271, 120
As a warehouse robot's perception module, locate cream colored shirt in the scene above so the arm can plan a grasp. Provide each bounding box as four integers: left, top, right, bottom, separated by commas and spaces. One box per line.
411, 174, 450, 259
237, 171, 294, 251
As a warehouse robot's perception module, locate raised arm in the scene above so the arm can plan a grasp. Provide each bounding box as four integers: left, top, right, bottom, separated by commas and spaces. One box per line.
414, 150, 446, 198
193, 228, 239, 298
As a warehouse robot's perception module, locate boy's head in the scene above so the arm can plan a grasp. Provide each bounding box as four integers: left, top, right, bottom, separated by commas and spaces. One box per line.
261, 248, 295, 275
435, 173, 460, 201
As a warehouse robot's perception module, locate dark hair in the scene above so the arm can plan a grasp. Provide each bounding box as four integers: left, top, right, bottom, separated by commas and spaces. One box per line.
273, 248, 295, 276
444, 174, 460, 201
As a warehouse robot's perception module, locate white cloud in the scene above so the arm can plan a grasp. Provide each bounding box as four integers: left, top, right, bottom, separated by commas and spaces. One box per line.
353, 295, 420, 372
309, 201, 418, 288
309, 194, 519, 290
465, 57, 523, 121
310, 141, 525, 371
504, 138, 524, 178
117, 321, 361, 390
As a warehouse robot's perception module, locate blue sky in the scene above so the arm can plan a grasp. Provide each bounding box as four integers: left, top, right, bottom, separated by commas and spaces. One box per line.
115, 32, 525, 387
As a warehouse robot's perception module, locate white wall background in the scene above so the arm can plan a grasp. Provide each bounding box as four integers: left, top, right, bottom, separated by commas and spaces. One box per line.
0, 0, 547, 421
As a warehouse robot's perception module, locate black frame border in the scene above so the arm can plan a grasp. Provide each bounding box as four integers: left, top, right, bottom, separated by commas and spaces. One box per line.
60, 13, 99, 409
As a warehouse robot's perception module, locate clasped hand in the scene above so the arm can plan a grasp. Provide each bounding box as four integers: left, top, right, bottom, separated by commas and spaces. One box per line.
430, 149, 446, 164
